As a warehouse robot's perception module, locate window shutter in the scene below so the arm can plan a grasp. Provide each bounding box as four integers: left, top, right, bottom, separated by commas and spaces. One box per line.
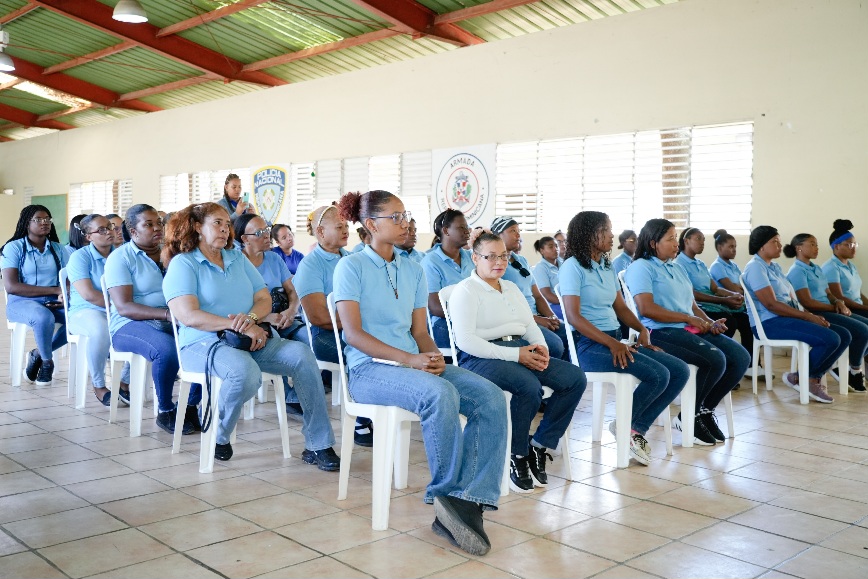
538, 138, 582, 233
314, 159, 341, 205
115, 179, 133, 217
495, 142, 538, 231
159, 173, 190, 212
660, 129, 691, 230
582, 133, 637, 234
401, 151, 433, 233
290, 163, 315, 231
369, 154, 401, 194
23, 186, 33, 207
343, 157, 369, 194
191, 172, 212, 204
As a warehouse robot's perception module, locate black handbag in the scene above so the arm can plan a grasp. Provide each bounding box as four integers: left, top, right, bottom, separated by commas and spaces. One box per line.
270, 287, 289, 314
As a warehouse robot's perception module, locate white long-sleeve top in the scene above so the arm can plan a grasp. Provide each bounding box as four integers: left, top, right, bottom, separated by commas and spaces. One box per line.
450, 271, 547, 362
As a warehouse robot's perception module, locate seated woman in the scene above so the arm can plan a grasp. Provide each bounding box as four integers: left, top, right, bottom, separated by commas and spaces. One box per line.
742, 226, 849, 403
611, 229, 637, 277
624, 219, 750, 444
492, 217, 569, 360
451, 232, 585, 492
216, 173, 254, 223
554, 230, 567, 266
270, 224, 305, 275
1, 205, 68, 386
351, 226, 370, 253
676, 227, 753, 377
334, 190, 506, 556
162, 203, 339, 467
422, 209, 473, 349
823, 219, 868, 318
785, 233, 868, 392
105, 214, 125, 249
531, 236, 562, 319
560, 212, 688, 465
66, 214, 131, 405
64, 214, 88, 259
292, 205, 373, 446
395, 217, 425, 264
105, 204, 201, 434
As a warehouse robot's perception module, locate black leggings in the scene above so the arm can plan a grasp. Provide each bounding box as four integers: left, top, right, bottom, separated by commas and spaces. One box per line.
699, 307, 754, 365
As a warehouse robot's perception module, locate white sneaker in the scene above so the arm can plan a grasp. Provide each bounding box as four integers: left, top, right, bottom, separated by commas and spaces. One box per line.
630, 433, 651, 466
608, 420, 617, 439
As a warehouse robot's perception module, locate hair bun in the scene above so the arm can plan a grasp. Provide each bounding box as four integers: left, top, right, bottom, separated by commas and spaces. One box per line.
713, 229, 728, 239
337, 191, 362, 223
833, 219, 854, 233
782, 244, 797, 259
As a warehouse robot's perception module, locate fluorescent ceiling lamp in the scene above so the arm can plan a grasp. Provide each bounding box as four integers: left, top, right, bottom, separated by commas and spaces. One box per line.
112, 0, 148, 23
0, 50, 13, 72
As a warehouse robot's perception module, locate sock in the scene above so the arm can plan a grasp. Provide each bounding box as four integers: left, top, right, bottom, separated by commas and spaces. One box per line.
530, 438, 545, 450
850, 367, 861, 375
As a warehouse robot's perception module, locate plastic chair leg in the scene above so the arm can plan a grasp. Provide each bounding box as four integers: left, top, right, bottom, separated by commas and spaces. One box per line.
172, 380, 192, 453
337, 406, 357, 501
272, 377, 291, 458
243, 397, 255, 420
199, 377, 221, 474
751, 343, 760, 395
109, 359, 123, 424
764, 346, 774, 389
371, 412, 398, 531
393, 419, 412, 490
10, 324, 27, 388
723, 391, 735, 438
681, 366, 698, 448
837, 349, 849, 396
128, 355, 147, 437
614, 382, 632, 468
67, 342, 76, 400
798, 346, 810, 405
258, 381, 268, 403
74, 339, 89, 410
591, 381, 605, 442
662, 405, 673, 455
501, 391, 512, 497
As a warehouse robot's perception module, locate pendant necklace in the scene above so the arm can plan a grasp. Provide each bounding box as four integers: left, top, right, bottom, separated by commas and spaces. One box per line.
384, 263, 398, 299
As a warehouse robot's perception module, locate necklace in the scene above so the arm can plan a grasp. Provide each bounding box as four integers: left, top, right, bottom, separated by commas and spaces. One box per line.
384, 263, 398, 299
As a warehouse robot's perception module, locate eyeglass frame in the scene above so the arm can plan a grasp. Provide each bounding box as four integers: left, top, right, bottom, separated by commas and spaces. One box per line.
368, 211, 412, 225
30, 217, 53, 225
474, 252, 510, 263
242, 226, 273, 239
87, 224, 117, 236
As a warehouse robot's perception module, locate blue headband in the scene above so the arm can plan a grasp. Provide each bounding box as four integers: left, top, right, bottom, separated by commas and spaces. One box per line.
831, 232, 853, 247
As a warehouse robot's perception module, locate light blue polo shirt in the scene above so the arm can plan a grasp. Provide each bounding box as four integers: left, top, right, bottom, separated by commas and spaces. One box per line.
675, 253, 713, 294
0, 237, 67, 304
611, 252, 632, 277
559, 256, 619, 331
709, 256, 742, 286
742, 256, 793, 326
254, 250, 291, 291
351, 242, 366, 253
532, 259, 559, 291
293, 245, 351, 300
67, 243, 111, 314
787, 260, 830, 305
104, 242, 169, 335
396, 246, 425, 265
823, 256, 863, 304
163, 248, 266, 348
422, 244, 474, 294
501, 252, 539, 314
334, 246, 427, 370
623, 257, 694, 329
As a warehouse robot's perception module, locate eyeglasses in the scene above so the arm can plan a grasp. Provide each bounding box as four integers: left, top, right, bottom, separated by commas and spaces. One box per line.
243, 226, 272, 238
475, 252, 509, 263
30, 217, 52, 225
510, 260, 531, 277
88, 224, 117, 236
370, 211, 412, 225
842, 242, 859, 249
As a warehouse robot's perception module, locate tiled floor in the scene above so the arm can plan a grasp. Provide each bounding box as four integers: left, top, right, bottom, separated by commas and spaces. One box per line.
3, 314, 868, 578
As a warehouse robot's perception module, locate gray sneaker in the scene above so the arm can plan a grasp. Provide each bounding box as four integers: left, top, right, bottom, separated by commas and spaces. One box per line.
808, 380, 833, 404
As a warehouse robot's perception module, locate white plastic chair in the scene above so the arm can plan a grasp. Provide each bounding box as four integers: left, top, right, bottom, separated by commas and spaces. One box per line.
618, 271, 734, 445
59, 268, 90, 408
100, 275, 156, 436
5, 291, 63, 389
787, 286, 849, 396
302, 306, 341, 407
169, 310, 291, 472
428, 309, 456, 360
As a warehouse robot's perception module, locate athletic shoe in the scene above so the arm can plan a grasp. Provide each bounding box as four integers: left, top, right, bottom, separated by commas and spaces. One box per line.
155, 409, 177, 434
672, 413, 716, 446
630, 433, 651, 466
354, 417, 373, 447
118, 387, 131, 406
783, 372, 800, 391
34, 360, 54, 387
848, 371, 866, 392
608, 420, 618, 439
24, 349, 41, 383
183, 405, 201, 434
509, 455, 534, 494
528, 444, 552, 487
808, 380, 833, 404
302, 447, 340, 471
433, 496, 490, 556
699, 407, 726, 442
214, 442, 233, 461
431, 517, 461, 549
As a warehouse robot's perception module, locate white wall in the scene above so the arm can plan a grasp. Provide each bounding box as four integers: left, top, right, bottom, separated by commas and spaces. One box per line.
1, 0, 866, 270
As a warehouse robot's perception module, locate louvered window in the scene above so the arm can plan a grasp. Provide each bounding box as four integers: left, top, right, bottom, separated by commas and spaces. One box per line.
114, 179, 134, 217
314, 159, 341, 207
343, 157, 369, 194
496, 142, 539, 231
159, 173, 191, 212
401, 151, 432, 233
68, 180, 114, 217
369, 154, 401, 194
291, 163, 315, 231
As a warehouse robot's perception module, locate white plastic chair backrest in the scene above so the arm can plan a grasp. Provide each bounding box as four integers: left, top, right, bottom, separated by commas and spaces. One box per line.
554, 284, 580, 366
99, 274, 117, 349
740, 274, 771, 342
168, 309, 186, 374
617, 270, 639, 319
325, 293, 350, 397
58, 268, 73, 339
300, 305, 317, 350
437, 284, 459, 367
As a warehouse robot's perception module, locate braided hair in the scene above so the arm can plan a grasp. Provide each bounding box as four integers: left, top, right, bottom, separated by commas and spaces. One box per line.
565, 211, 610, 270
2, 204, 60, 253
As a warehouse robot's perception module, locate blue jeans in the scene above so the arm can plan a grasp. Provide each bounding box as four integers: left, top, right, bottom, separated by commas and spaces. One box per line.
349, 362, 507, 508
310, 325, 343, 364
757, 317, 849, 379
275, 320, 311, 404
649, 328, 750, 414
182, 336, 335, 448
575, 330, 690, 434
539, 323, 569, 360
432, 317, 450, 349
68, 309, 111, 388
819, 313, 868, 367
112, 321, 201, 413
458, 340, 585, 455
6, 299, 66, 361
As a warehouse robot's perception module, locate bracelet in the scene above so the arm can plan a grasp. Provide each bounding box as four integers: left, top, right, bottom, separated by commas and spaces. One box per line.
247, 311, 259, 323
164, 309, 169, 321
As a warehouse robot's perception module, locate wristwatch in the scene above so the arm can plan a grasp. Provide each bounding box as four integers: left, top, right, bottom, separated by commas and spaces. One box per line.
247, 311, 259, 323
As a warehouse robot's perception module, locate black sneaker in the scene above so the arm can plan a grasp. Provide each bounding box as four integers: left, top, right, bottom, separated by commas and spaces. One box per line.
215, 442, 233, 461
509, 454, 534, 494
302, 447, 340, 471
431, 517, 461, 550
155, 409, 177, 434
672, 412, 716, 446
354, 417, 373, 447
433, 496, 490, 556
285, 402, 304, 419
24, 349, 41, 383
848, 371, 866, 392
183, 405, 201, 435
34, 360, 54, 387
528, 443, 552, 487
699, 407, 726, 442
118, 387, 131, 406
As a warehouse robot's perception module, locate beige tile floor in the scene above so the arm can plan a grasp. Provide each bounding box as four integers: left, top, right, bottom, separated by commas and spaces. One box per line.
2, 314, 868, 578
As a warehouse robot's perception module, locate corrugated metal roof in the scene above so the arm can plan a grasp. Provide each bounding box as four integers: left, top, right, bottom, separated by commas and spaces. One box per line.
0, 87, 67, 115
60, 107, 145, 128
64, 47, 202, 95
0, 125, 57, 140
139, 79, 264, 109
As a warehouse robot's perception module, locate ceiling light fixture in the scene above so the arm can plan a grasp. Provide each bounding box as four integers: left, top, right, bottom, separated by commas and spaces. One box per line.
112, 0, 148, 24
0, 29, 14, 72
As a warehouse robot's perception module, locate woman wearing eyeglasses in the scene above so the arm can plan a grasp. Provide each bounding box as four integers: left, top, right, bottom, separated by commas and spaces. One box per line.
623, 219, 750, 445
105, 214, 125, 249
492, 217, 569, 360
66, 214, 131, 405
824, 220, 868, 317
1, 205, 68, 386
451, 232, 585, 492
422, 209, 473, 349
561, 212, 688, 465
334, 190, 506, 556
785, 233, 868, 392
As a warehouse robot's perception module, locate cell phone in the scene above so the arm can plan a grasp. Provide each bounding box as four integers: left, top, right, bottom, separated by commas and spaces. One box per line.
242, 192, 249, 203
44, 300, 64, 309
372, 358, 408, 368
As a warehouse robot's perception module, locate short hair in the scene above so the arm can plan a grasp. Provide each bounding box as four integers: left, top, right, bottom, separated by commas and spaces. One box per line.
634, 218, 675, 261
617, 229, 636, 249
162, 203, 233, 266
79, 214, 105, 236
